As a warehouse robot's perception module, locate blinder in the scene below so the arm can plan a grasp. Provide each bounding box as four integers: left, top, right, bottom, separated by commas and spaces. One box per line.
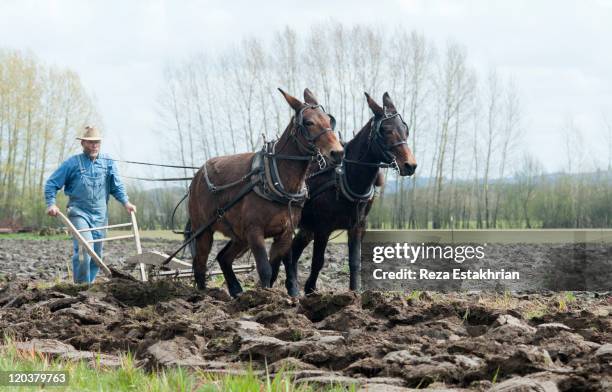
329, 114, 337, 131
293, 104, 337, 154
370, 112, 408, 164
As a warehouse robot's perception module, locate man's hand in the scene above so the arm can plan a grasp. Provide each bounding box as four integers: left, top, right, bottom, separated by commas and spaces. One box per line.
124, 202, 137, 213
46, 205, 60, 217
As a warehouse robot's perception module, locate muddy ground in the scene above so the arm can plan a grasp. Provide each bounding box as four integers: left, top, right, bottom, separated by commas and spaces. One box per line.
0, 238, 611, 391
0, 238, 349, 292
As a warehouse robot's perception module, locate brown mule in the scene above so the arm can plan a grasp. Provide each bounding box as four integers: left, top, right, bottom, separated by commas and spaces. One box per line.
272, 92, 417, 296
187, 88, 343, 297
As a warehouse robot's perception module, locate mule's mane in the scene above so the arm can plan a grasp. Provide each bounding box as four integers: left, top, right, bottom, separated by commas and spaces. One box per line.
344, 117, 374, 161
274, 120, 295, 154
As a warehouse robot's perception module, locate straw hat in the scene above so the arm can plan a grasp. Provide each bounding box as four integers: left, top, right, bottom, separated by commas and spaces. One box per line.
76, 126, 102, 141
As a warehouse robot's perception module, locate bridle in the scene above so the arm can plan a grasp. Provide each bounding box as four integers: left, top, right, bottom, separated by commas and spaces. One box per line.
254, 104, 337, 204
307, 109, 411, 205
343, 110, 409, 172
290, 104, 337, 162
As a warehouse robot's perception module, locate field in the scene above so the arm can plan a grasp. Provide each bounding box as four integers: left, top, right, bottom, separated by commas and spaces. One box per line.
0, 235, 610, 391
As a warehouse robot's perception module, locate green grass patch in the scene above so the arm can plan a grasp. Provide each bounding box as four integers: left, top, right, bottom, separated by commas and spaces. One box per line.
0, 338, 354, 391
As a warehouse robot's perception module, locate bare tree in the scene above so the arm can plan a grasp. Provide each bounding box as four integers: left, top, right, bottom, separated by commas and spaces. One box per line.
492, 78, 522, 227
516, 153, 542, 228
431, 43, 471, 228
481, 69, 502, 228
0, 50, 97, 225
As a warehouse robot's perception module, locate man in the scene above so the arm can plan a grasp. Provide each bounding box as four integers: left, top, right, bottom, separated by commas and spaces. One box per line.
45, 126, 136, 283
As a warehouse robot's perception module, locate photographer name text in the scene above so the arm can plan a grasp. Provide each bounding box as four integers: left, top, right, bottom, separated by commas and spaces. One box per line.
370, 243, 520, 281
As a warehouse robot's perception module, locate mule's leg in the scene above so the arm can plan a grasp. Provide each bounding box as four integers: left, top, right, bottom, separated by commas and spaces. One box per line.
269, 229, 310, 287
268, 232, 292, 291
247, 228, 272, 288
304, 231, 331, 295
193, 229, 213, 290
268, 237, 286, 287
347, 225, 364, 291
277, 229, 314, 297
216, 240, 248, 298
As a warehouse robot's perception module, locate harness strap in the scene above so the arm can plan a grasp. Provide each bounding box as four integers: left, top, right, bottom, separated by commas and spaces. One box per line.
306, 165, 335, 180
258, 142, 308, 205
162, 179, 260, 266
306, 166, 376, 204
343, 158, 394, 168
307, 179, 336, 201
203, 162, 261, 193
263, 153, 312, 161
264, 151, 291, 200
338, 165, 375, 202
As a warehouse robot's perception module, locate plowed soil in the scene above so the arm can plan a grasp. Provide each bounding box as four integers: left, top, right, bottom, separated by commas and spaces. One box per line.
0, 238, 610, 391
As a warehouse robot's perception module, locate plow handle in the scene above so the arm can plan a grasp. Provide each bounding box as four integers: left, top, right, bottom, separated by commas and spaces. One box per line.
56, 211, 112, 277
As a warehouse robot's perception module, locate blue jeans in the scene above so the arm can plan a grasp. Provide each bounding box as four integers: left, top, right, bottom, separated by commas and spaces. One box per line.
69, 215, 104, 284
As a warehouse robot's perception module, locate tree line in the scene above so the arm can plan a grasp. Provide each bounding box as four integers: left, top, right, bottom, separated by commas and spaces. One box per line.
2, 23, 611, 230
0, 50, 98, 228
154, 22, 612, 230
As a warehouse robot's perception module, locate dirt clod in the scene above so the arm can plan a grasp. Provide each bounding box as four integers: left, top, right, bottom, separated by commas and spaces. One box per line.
0, 238, 610, 390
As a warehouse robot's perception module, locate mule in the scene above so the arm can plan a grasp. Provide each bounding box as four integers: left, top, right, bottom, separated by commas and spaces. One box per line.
271, 92, 417, 296
187, 89, 343, 297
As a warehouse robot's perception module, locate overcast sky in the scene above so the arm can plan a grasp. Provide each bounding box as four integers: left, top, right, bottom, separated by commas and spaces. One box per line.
1, 0, 611, 177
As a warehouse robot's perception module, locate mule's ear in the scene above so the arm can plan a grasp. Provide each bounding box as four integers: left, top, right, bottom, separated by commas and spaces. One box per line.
364, 92, 384, 116
303, 88, 319, 105
382, 92, 397, 113
278, 88, 303, 111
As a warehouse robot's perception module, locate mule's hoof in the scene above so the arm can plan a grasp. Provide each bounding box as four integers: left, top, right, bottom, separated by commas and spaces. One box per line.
286, 286, 300, 298
229, 287, 244, 298
195, 281, 207, 290
288, 290, 299, 298
304, 288, 317, 296
304, 283, 317, 296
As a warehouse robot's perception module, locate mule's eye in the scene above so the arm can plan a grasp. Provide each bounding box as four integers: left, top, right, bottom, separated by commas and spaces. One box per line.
305, 120, 314, 127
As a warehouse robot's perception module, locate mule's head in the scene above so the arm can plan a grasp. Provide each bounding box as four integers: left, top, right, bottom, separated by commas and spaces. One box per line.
365, 92, 417, 176
278, 88, 344, 165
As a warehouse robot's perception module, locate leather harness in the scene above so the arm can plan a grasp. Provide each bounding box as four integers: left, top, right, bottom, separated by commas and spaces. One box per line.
162, 104, 336, 265
308, 111, 408, 204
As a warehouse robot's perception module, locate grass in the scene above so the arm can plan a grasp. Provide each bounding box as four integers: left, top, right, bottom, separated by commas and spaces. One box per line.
0, 337, 355, 392
476, 290, 517, 311
405, 289, 423, 302
491, 366, 501, 385
523, 304, 548, 320
557, 291, 577, 312
471, 290, 581, 320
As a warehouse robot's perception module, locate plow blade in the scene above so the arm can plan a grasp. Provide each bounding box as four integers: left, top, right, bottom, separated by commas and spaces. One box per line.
125, 251, 254, 279
125, 250, 191, 271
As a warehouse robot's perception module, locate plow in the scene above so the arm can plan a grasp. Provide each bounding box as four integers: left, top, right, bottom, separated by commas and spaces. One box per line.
56, 210, 255, 283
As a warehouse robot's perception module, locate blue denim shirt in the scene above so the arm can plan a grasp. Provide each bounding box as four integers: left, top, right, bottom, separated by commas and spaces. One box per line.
44, 153, 129, 209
